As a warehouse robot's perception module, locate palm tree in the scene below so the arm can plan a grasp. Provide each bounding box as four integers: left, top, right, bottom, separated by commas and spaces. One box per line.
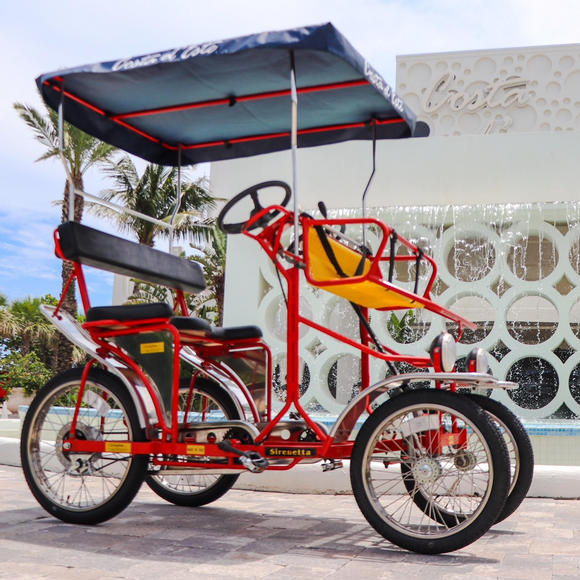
0, 296, 58, 380
14, 103, 117, 372
0, 305, 19, 344
7, 297, 57, 359
98, 157, 215, 247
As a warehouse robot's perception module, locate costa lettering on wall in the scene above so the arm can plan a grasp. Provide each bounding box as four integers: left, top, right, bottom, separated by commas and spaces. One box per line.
397, 44, 580, 136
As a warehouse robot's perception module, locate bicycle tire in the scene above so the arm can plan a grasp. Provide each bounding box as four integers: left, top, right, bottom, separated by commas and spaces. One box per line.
350, 389, 510, 554
467, 394, 534, 522
21, 367, 148, 525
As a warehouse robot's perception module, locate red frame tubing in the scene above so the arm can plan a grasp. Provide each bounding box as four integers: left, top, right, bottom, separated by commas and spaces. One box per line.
66, 359, 98, 441
50, 204, 473, 466
53, 229, 92, 317
66, 437, 356, 465
84, 319, 184, 441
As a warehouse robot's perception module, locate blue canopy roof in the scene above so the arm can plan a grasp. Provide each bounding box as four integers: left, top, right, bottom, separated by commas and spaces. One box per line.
37, 23, 428, 166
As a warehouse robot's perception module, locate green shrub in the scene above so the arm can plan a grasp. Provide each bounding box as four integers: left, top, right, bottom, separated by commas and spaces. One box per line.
0, 352, 52, 396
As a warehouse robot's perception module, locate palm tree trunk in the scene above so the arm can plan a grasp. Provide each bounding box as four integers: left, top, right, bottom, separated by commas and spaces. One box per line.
54, 178, 84, 373
215, 272, 225, 327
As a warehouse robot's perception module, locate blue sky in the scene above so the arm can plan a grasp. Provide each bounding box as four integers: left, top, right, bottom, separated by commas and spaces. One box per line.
2, 0, 579, 308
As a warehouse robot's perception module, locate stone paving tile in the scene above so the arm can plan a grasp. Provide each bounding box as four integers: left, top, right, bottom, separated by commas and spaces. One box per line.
2, 464, 580, 578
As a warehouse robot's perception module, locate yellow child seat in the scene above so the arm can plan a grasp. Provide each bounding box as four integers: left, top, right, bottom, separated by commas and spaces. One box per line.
304, 223, 424, 310
302, 218, 476, 330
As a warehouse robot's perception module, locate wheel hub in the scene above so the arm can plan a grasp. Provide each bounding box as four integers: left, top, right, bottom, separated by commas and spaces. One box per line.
411, 457, 442, 484
453, 450, 477, 471
55, 423, 102, 474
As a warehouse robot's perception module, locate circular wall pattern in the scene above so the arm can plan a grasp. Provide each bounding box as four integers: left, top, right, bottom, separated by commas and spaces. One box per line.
444, 293, 496, 345
505, 294, 558, 345
505, 356, 559, 410
255, 201, 580, 420
446, 235, 496, 282
505, 233, 559, 282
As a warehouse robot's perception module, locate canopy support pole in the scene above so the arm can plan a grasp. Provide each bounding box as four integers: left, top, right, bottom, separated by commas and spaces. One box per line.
71, 187, 173, 228
57, 89, 75, 223
55, 100, 202, 233
169, 145, 183, 255
290, 54, 299, 251
361, 120, 377, 248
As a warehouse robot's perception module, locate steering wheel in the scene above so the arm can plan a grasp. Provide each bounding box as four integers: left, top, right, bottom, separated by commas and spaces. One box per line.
217, 181, 291, 234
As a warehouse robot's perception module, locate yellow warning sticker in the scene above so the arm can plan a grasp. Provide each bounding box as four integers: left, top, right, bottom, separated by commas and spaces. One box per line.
105, 442, 132, 453
186, 445, 206, 455
140, 341, 165, 354
446, 433, 461, 446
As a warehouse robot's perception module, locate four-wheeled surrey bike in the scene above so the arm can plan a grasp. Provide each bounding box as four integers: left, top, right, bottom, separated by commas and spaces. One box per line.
20, 23, 533, 554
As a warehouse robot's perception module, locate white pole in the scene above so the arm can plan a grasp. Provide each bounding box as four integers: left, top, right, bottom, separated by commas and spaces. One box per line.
169, 146, 183, 255
290, 61, 299, 250
57, 93, 75, 222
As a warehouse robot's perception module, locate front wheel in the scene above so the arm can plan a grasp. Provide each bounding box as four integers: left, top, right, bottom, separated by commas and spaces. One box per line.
20, 367, 148, 525
350, 389, 510, 554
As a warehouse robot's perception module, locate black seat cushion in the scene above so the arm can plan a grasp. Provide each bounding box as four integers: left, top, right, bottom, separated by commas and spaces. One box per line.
86, 302, 173, 323
209, 326, 263, 340
172, 317, 262, 341
171, 316, 212, 334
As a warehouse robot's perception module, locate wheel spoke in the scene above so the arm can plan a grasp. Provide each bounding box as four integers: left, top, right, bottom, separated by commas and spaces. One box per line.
146, 379, 241, 507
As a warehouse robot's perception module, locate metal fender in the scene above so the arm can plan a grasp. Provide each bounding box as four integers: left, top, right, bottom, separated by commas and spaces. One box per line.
328, 372, 517, 443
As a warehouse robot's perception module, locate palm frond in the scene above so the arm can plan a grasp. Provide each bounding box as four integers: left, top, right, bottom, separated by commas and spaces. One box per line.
82, 140, 118, 173
16, 101, 119, 178
0, 309, 19, 338
93, 159, 217, 247
14, 102, 59, 160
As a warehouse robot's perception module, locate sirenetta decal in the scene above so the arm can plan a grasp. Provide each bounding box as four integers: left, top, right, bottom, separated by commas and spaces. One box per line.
265, 447, 317, 457
112, 42, 220, 72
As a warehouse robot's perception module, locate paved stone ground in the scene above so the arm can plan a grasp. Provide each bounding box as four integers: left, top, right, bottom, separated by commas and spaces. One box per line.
1, 464, 579, 579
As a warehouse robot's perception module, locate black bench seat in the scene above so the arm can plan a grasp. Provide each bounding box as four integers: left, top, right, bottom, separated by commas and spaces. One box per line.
58, 223, 262, 344
57, 221, 206, 294
84, 306, 262, 342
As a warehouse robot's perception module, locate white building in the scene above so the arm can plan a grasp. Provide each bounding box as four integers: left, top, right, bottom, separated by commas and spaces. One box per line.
212, 43, 580, 422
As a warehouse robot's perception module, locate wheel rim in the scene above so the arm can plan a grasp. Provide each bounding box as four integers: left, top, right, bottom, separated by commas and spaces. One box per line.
490, 415, 520, 495
362, 402, 496, 539
25, 379, 137, 512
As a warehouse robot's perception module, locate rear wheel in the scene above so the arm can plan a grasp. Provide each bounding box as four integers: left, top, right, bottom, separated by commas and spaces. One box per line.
146, 378, 241, 506
350, 389, 510, 554
20, 367, 148, 525
402, 394, 534, 526
467, 394, 533, 523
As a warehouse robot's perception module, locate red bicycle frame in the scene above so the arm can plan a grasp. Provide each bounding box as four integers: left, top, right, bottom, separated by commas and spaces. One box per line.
48, 207, 484, 467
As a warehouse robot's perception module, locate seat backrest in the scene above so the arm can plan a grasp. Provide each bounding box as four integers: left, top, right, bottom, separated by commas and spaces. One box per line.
305, 226, 371, 284
57, 221, 206, 294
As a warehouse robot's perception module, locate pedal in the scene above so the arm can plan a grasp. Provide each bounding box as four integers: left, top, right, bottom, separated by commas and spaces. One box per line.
322, 459, 343, 472
218, 440, 269, 473
239, 452, 269, 473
